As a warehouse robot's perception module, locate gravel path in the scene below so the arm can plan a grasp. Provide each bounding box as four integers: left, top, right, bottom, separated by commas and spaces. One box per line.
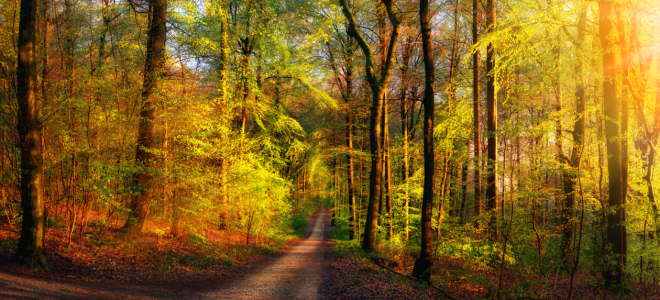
0, 208, 333, 299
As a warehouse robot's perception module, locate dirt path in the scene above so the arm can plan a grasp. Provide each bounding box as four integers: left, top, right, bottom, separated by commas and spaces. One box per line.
204, 207, 331, 299
0, 208, 333, 299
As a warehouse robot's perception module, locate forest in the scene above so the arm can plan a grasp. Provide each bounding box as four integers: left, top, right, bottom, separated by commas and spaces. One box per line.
1, 0, 660, 298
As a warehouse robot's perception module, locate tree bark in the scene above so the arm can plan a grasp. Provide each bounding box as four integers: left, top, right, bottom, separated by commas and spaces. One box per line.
412, 0, 434, 281
13, 0, 52, 270
400, 36, 412, 240
123, 0, 167, 234
347, 108, 356, 240
485, 0, 498, 237
616, 6, 629, 270
560, 7, 587, 264
40, 0, 49, 104
472, 0, 482, 227
213, 0, 230, 211
599, 0, 626, 285
383, 93, 392, 239
339, 0, 400, 252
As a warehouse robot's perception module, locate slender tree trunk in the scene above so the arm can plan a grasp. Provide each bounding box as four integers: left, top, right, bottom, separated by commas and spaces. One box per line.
599, 0, 626, 285
339, 0, 400, 252
332, 158, 337, 226
412, 0, 435, 281
616, 6, 629, 270
347, 109, 356, 240
344, 42, 357, 240
213, 0, 230, 210
96, 0, 111, 73
40, 0, 48, 104
561, 8, 587, 264
400, 37, 412, 241
383, 97, 392, 239
13, 0, 52, 269
240, 53, 250, 136
461, 162, 468, 223
375, 3, 386, 230
472, 0, 482, 227
123, 0, 167, 234
64, 0, 78, 243
486, 0, 498, 237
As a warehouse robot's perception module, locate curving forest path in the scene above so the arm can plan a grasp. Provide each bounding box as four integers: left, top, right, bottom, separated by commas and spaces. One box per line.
204, 207, 330, 299
0, 208, 334, 299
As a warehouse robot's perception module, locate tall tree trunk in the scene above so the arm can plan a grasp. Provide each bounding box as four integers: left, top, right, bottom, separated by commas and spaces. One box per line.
96, 0, 111, 74
240, 51, 250, 136
375, 2, 393, 240
472, 0, 482, 227
400, 37, 412, 241
461, 161, 468, 223
339, 0, 400, 252
64, 0, 78, 243
599, 0, 626, 285
123, 0, 167, 234
485, 0, 498, 237
344, 53, 357, 240
412, 0, 435, 281
213, 0, 230, 210
560, 7, 587, 264
332, 158, 337, 226
40, 0, 48, 104
13, 0, 52, 269
64, 0, 74, 96
347, 108, 356, 240
383, 95, 392, 239
616, 5, 629, 264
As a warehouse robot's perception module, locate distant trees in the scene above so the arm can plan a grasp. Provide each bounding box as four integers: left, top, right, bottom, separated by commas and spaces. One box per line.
325, 29, 358, 240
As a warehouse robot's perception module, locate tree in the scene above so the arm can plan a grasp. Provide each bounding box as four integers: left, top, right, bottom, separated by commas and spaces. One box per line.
560, 4, 587, 265
123, 0, 168, 234
12, 0, 52, 270
485, 0, 498, 236
599, 0, 626, 286
412, 0, 434, 281
326, 29, 358, 240
472, 0, 482, 228
339, 0, 400, 252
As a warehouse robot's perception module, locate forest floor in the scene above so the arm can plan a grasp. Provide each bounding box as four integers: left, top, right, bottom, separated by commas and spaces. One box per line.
0, 207, 331, 299
2, 208, 660, 299
325, 234, 660, 300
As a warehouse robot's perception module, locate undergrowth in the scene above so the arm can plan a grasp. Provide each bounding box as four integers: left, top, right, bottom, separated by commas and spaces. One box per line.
0, 198, 321, 281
